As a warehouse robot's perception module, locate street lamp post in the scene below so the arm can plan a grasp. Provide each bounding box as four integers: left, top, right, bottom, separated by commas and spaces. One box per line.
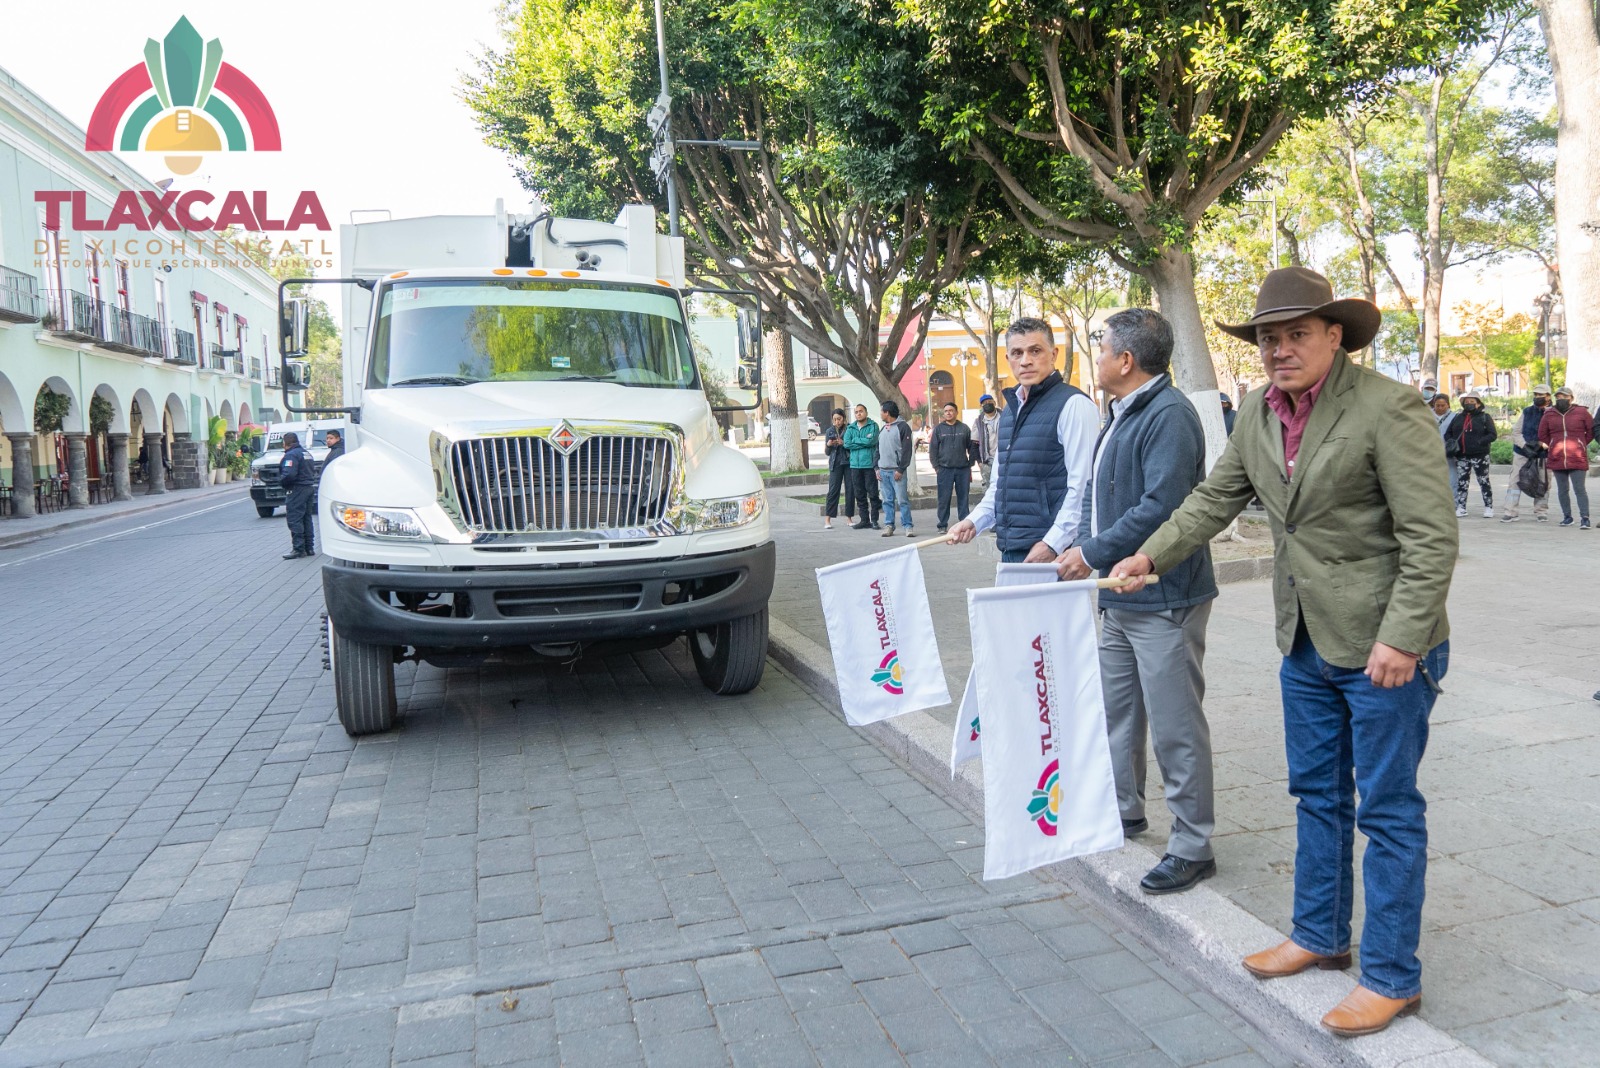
949, 352, 977, 411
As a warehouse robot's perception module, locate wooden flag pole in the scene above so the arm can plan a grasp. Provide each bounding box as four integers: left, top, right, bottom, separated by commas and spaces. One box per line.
908, 535, 1160, 588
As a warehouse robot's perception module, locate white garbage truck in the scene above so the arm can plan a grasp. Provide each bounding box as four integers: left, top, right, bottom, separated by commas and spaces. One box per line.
278, 202, 772, 736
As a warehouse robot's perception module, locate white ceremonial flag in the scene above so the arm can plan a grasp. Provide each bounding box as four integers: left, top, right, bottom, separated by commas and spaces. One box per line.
951, 563, 1059, 775
969, 579, 1122, 881
817, 546, 950, 725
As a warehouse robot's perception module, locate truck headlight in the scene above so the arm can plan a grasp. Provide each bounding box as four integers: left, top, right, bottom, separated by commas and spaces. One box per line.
330, 502, 427, 540
682, 492, 764, 531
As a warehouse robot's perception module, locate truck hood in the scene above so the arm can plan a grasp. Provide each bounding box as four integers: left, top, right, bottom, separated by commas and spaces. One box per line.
359, 382, 721, 458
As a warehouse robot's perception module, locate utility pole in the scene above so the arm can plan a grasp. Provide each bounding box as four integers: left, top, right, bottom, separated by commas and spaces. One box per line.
650, 0, 680, 238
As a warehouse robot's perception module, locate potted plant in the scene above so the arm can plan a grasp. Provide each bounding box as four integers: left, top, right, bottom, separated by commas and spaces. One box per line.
227, 450, 251, 481
207, 416, 228, 483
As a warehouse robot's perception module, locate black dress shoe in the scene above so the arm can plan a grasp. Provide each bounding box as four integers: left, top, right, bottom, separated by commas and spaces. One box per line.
1122, 817, 1149, 836
1139, 854, 1216, 896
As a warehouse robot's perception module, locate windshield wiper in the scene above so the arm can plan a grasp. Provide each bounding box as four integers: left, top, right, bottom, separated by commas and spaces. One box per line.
389, 375, 482, 387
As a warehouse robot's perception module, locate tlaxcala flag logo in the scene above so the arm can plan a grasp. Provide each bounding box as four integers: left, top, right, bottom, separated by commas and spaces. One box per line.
817, 546, 948, 725
968, 580, 1122, 881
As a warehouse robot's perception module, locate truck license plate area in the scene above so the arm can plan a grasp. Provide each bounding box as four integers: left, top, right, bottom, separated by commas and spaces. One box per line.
449, 435, 674, 534
493, 583, 646, 618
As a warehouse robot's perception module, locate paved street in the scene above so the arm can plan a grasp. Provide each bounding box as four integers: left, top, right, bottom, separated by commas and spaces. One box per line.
0, 492, 1288, 1067
767, 479, 1600, 1067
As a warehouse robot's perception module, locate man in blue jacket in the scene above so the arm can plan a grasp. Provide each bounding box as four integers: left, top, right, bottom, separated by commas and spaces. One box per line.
1057, 308, 1219, 895
279, 432, 316, 559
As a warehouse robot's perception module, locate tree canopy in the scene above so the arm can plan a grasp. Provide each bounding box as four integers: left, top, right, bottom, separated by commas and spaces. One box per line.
467, 0, 1014, 412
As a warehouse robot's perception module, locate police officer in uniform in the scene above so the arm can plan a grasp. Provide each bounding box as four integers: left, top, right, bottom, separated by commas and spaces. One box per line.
279, 432, 316, 559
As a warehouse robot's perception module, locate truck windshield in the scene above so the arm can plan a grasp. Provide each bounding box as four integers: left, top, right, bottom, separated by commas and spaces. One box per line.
368, 279, 698, 390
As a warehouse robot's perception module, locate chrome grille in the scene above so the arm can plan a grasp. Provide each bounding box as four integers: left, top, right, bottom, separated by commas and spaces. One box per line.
449, 434, 675, 533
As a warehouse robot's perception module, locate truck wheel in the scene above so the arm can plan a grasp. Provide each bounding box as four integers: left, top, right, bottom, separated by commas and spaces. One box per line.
256, 506, 276, 518
329, 617, 397, 736
690, 608, 768, 695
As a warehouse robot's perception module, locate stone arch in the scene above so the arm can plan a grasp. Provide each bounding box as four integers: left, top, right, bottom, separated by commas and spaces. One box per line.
130, 388, 158, 440
90, 383, 129, 435
163, 392, 188, 431
238, 402, 252, 428
218, 398, 236, 432
40, 376, 85, 434
0, 369, 27, 433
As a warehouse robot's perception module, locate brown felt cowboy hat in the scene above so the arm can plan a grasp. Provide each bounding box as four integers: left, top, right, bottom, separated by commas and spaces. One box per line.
1216, 267, 1381, 352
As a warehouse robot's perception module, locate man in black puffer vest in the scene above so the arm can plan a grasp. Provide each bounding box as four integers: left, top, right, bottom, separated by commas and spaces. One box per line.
949, 317, 1099, 562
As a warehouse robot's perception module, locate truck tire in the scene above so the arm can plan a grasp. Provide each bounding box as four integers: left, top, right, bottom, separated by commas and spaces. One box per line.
329, 617, 398, 736
257, 506, 276, 518
690, 608, 768, 695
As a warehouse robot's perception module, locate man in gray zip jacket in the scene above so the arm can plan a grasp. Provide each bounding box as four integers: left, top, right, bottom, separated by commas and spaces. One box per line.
1057, 308, 1219, 895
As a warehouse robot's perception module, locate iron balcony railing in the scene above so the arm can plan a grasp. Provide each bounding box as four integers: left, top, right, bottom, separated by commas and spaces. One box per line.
446, 433, 676, 534
0, 265, 41, 323
219, 348, 244, 375
103, 305, 135, 349
167, 328, 199, 366
267, 365, 282, 387
249, 358, 263, 380
204, 342, 227, 372
44, 291, 109, 342
136, 316, 169, 359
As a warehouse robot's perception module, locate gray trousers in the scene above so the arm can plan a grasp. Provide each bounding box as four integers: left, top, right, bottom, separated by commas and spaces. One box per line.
1100, 601, 1216, 862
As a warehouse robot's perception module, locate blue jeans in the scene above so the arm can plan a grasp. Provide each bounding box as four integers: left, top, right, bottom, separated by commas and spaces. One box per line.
877, 470, 913, 530
999, 548, 1030, 563
1280, 624, 1448, 999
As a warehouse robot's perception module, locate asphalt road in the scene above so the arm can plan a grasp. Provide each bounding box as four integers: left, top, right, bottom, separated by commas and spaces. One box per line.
0, 496, 1289, 1067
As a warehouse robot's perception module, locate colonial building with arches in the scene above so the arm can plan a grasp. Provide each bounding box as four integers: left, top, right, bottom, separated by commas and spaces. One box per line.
0, 68, 281, 517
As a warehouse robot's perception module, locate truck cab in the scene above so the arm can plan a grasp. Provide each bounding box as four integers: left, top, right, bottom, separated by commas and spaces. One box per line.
287, 204, 773, 736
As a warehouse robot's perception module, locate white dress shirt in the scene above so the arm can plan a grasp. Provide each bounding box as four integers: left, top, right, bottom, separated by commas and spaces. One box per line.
967, 382, 1101, 553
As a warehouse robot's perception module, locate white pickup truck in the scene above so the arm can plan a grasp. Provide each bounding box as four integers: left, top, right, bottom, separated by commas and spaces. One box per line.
279, 203, 772, 736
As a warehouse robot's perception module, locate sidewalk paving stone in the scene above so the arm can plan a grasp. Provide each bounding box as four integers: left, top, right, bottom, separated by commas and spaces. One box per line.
0, 476, 1297, 1066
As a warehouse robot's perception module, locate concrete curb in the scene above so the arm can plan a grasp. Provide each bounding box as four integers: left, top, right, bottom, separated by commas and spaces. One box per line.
0, 484, 251, 551
765, 614, 1492, 1068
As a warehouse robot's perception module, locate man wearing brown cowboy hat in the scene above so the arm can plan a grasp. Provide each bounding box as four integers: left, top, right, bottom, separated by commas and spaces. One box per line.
1107, 267, 1457, 1037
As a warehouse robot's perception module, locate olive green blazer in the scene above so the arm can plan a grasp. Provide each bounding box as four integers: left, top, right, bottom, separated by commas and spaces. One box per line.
1141, 351, 1456, 668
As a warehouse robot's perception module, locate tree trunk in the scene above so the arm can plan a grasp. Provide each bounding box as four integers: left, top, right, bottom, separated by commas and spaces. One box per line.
1144, 248, 1229, 474
764, 326, 804, 474
1421, 72, 1447, 381
1539, 0, 1600, 407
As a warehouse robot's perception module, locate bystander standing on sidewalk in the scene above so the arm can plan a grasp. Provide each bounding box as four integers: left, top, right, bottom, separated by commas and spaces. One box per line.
1540, 386, 1593, 529
947, 318, 1099, 562
930, 402, 974, 533
1502, 384, 1551, 522
821, 409, 853, 530
876, 401, 915, 538
1109, 267, 1455, 1038
972, 394, 1000, 488
1430, 393, 1455, 492
1220, 392, 1236, 436
1444, 391, 1497, 518
843, 404, 881, 530
1056, 308, 1219, 896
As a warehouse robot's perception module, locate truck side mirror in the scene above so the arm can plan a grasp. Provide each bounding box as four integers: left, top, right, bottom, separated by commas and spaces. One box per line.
285, 360, 310, 391
736, 306, 762, 390
281, 298, 309, 356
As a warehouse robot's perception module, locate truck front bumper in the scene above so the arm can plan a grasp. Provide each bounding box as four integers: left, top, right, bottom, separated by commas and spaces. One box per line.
322, 541, 776, 650
251, 485, 285, 505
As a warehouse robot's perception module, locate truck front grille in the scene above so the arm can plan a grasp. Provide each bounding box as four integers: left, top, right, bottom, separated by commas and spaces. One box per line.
448, 435, 675, 534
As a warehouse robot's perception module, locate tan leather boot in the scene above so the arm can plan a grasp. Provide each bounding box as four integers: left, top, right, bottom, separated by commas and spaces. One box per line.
1241, 940, 1352, 979
1322, 986, 1421, 1037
